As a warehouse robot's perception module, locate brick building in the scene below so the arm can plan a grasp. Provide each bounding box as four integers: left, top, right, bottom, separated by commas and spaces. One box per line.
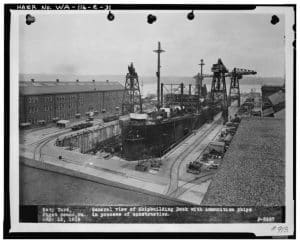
19, 80, 124, 125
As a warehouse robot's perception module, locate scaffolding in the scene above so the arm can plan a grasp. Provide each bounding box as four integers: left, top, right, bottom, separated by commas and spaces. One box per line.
122, 63, 143, 114
163, 83, 199, 112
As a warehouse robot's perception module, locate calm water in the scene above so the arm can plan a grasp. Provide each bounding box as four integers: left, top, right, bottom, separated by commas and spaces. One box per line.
140, 76, 284, 97
20, 73, 284, 97
142, 83, 262, 98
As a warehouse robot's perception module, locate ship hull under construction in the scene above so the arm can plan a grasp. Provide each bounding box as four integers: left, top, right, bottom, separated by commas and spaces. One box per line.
121, 106, 221, 161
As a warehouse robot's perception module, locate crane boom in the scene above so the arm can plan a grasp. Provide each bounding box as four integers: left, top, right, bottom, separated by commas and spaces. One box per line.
228, 68, 257, 106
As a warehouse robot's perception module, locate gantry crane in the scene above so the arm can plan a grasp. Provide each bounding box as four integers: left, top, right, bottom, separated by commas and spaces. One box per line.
228, 68, 257, 106
192, 59, 256, 122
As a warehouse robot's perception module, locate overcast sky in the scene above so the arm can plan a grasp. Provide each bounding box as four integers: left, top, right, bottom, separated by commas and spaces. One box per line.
19, 11, 285, 77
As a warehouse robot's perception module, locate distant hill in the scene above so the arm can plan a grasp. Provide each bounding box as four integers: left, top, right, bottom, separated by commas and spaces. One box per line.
19, 73, 285, 86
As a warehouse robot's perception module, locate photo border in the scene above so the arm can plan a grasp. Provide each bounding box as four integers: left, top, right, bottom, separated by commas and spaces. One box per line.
3, 3, 296, 239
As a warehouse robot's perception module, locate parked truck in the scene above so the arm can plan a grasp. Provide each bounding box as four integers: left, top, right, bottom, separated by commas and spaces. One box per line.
86, 111, 94, 121
186, 161, 202, 174
103, 114, 119, 123
71, 122, 93, 131
135, 160, 150, 172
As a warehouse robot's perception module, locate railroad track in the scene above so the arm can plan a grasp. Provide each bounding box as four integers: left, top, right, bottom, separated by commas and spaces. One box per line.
31, 119, 118, 161
33, 130, 70, 161
168, 126, 222, 199
165, 118, 222, 196
168, 172, 215, 198
28, 131, 61, 146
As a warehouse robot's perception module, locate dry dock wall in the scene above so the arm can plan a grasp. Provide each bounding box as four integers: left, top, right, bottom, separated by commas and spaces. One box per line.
20, 156, 188, 205
56, 121, 120, 153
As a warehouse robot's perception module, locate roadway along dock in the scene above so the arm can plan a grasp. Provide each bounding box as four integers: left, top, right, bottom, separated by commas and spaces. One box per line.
19, 112, 225, 205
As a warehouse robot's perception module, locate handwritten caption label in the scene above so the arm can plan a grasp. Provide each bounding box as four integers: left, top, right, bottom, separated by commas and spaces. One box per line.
16, 4, 109, 11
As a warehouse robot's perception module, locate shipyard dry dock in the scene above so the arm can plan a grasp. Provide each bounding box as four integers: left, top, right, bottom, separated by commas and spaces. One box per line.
20, 111, 285, 206
20, 112, 223, 205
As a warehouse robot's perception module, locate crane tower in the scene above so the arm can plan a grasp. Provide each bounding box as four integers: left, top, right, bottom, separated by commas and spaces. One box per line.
122, 63, 143, 114
228, 68, 257, 106
210, 58, 229, 121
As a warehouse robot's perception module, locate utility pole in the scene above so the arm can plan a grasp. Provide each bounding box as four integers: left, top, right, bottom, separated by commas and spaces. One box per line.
153, 42, 165, 109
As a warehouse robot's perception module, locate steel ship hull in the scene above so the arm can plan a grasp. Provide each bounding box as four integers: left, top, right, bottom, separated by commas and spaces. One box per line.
121, 105, 221, 160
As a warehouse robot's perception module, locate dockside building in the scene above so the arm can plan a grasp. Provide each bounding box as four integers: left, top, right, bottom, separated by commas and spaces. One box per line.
19, 80, 124, 125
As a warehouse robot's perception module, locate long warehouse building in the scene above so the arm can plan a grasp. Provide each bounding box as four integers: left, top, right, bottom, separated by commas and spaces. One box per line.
19, 79, 124, 125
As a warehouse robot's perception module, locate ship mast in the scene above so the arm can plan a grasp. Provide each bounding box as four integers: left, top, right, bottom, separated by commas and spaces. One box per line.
196, 59, 205, 112
153, 42, 165, 109
198, 59, 205, 98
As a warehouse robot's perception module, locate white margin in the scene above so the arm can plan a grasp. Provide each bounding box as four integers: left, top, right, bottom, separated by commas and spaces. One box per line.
5, 2, 295, 238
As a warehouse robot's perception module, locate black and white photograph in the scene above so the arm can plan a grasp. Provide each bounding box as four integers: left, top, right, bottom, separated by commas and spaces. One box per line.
4, 2, 295, 238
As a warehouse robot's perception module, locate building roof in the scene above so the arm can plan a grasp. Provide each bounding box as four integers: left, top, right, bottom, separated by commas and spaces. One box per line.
19, 81, 124, 95
202, 117, 285, 206
268, 90, 285, 106
262, 107, 275, 116
57, 120, 70, 124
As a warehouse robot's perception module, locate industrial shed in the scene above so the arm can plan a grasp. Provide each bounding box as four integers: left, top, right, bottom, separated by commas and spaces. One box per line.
202, 117, 285, 206
268, 90, 285, 113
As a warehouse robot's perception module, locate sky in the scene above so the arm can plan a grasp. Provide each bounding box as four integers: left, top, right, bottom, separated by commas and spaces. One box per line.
18, 11, 285, 77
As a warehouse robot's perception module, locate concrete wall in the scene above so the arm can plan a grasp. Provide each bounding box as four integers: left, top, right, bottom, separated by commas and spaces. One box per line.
56, 121, 120, 153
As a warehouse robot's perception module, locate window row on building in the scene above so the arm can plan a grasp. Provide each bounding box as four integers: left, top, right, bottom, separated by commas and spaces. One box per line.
28, 95, 86, 104
28, 97, 39, 103
20, 90, 124, 125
